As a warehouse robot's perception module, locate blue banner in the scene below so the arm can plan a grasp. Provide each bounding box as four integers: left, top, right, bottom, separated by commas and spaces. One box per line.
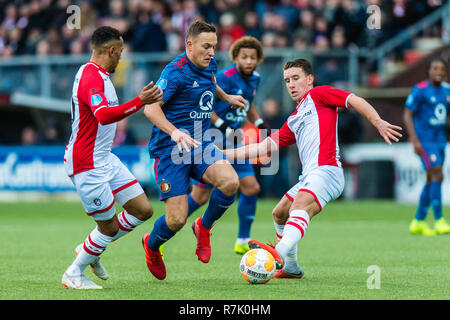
0, 146, 157, 192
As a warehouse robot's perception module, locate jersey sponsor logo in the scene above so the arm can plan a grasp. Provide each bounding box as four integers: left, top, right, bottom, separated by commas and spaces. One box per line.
156, 78, 167, 90
91, 94, 103, 106
190, 90, 214, 119
430, 103, 447, 126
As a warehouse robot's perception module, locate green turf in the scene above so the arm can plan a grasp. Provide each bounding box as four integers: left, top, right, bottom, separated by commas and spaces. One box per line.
0, 199, 449, 300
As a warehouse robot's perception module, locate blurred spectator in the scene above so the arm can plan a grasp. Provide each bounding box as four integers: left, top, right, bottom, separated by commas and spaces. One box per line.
113, 119, 137, 147
218, 12, 245, 51
21, 126, 37, 146
132, 11, 167, 52
37, 119, 65, 145
243, 11, 262, 40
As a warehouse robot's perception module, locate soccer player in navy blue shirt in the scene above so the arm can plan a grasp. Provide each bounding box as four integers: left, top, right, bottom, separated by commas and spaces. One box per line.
404, 57, 450, 236
186, 36, 268, 255
141, 21, 248, 280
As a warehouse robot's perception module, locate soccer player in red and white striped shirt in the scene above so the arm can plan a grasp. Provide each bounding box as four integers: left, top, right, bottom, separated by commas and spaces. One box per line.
224, 58, 402, 278
61, 26, 162, 289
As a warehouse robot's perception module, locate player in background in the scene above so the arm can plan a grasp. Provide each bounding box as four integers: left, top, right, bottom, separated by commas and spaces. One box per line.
142, 21, 247, 280
62, 26, 162, 289
404, 57, 450, 236
187, 36, 267, 255
224, 58, 402, 278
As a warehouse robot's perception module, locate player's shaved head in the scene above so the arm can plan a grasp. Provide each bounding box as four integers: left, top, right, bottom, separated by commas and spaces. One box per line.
186, 21, 217, 41
90, 26, 122, 53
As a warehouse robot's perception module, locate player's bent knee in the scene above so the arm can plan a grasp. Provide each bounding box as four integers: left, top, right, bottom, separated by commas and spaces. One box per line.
96, 219, 119, 237
242, 183, 260, 196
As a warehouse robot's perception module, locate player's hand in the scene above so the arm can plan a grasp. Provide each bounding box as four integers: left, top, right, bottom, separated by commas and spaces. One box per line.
227, 95, 247, 110
139, 81, 163, 105
171, 129, 201, 153
374, 119, 402, 145
412, 138, 424, 156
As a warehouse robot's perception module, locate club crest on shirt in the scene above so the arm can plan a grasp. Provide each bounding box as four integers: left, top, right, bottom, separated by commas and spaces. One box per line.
93, 198, 102, 206
160, 180, 171, 193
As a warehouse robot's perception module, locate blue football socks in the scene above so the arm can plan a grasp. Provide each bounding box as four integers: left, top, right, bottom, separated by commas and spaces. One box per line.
237, 194, 257, 239
430, 181, 442, 220
201, 188, 236, 229
187, 193, 201, 217
415, 184, 430, 221
147, 215, 176, 251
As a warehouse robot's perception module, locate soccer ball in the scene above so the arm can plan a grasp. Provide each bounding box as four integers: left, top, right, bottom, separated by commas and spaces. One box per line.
239, 248, 275, 284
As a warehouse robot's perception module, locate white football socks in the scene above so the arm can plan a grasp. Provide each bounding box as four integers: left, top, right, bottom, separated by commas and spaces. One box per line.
275, 210, 310, 261
112, 210, 145, 241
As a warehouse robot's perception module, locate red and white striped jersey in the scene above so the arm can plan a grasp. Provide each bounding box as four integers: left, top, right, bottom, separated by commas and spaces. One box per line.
269, 86, 352, 175
64, 61, 119, 177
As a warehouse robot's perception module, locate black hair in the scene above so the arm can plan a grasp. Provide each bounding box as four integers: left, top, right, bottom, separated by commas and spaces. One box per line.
90, 26, 122, 48
426, 56, 448, 76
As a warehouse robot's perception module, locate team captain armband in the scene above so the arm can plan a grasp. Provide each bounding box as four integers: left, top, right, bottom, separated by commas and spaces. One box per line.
92, 96, 144, 125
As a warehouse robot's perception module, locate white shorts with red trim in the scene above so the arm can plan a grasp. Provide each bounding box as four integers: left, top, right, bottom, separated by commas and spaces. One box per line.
285, 165, 344, 211
70, 153, 144, 221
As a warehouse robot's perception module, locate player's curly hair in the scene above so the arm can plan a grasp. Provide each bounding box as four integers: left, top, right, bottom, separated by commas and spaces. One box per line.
229, 36, 264, 63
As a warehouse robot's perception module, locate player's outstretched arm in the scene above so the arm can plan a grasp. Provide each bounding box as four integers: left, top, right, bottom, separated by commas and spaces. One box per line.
348, 94, 403, 145
403, 108, 423, 155
144, 102, 200, 152
216, 84, 247, 110
94, 81, 162, 125
223, 137, 275, 161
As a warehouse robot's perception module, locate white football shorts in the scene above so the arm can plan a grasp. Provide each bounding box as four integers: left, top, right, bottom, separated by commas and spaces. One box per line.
69, 153, 144, 221
285, 165, 344, 211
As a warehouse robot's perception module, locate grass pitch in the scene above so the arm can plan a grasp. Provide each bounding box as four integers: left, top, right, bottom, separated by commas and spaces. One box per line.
0, 198, 449, 300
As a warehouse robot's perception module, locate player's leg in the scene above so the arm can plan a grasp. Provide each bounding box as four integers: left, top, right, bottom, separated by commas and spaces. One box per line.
429, 161, 450, 234
250, 166, 344, 270
235, 174, 260, 254
199, 159, 239, 228
187, 181, 213, 217
271, 195, 304, 278
109, 156, 154, 241
191, 159, 239, 263
62, 171, 118, 289
143, 157, 191, 279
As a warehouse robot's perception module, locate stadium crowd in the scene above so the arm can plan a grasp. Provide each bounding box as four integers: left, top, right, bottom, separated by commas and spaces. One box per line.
0, 0, 444, 57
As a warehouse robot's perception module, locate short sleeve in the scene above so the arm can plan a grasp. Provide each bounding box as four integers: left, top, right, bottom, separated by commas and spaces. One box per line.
311, 86, 352, 109
268, 120, 296, 149
157, 67, 180, 104
405, 85, 422, 112
80, 68, 108, 115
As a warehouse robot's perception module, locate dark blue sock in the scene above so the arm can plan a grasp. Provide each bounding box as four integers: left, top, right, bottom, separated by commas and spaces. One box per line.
201, 188, 236, 229
237, 194, 257, 239
187, 194, 201, 217
415, 184, 430, 221
430, 181, 442, 220
147, 215, 176, 251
